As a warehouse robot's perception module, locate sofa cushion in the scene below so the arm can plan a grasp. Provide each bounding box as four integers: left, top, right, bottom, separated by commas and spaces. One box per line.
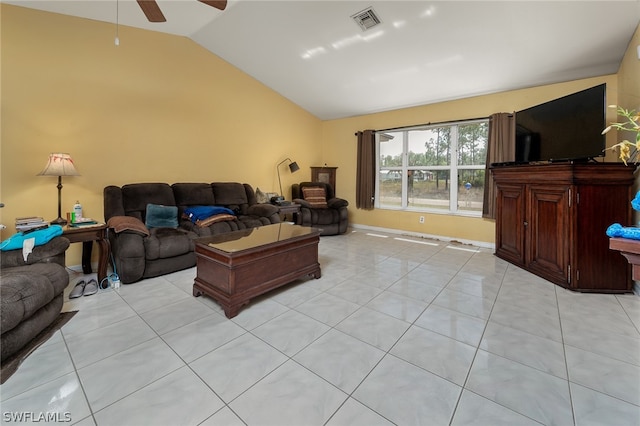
0, 263, 68, 333
191, 219, 244, 237
172, 183, 216, 207
145, 204, 179, 229
309, 208, 341, 226
239, 216, 273, 228
302, 187, 328, 208
211, 183, 248, 206
144, 228, 194, 260
1, 293, 64, 364
122, 183, 176, 222
255, 187, 269, 204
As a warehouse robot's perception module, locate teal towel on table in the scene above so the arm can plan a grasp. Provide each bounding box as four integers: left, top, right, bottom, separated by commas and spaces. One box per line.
0, 225, 63, 251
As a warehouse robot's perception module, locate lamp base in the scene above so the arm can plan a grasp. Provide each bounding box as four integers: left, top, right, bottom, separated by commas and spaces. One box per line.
51, 217, 67, 226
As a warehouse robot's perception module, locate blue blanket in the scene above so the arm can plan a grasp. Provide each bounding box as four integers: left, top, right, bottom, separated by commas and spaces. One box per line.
0, 225, 64, 251
183, 206, 235, 222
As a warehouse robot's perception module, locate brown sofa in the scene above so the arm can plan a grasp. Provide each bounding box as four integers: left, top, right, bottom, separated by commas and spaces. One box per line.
103, 182, 281, 284
0, 236, 70, 363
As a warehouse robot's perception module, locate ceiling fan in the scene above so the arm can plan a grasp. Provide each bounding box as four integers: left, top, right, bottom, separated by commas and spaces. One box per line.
136, 0, 227, 23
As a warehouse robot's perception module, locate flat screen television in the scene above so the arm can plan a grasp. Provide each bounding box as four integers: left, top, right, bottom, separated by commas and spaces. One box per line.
515, 84, 606, 163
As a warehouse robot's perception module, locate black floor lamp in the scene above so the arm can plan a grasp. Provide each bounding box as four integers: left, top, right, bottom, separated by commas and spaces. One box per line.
277, 158, 300, 198
38, 153, 80, 225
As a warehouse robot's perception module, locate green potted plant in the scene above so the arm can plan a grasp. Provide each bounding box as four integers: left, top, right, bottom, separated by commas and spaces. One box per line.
602, 105, 640, 165
604, 105, 640, 240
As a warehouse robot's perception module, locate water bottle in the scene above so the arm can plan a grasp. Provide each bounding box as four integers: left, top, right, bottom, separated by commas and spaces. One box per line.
73, 201, 82, 221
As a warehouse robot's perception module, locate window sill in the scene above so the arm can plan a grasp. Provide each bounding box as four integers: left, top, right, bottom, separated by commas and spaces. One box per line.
376, 206, 483, 218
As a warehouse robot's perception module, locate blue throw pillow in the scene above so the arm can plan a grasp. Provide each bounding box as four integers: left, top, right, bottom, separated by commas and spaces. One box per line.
145, 204, 178, 229
0, 225, 63, 251
183, 206, 235, 223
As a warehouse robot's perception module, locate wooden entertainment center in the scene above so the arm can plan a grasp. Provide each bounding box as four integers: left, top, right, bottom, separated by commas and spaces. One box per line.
491, 162, 635, 293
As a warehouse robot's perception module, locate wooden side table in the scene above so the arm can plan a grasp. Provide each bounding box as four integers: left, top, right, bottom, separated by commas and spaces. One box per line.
277, 203, 301, 223
311, 166, 337, 193
609, 237, 640, 286
63, 224, 110, 283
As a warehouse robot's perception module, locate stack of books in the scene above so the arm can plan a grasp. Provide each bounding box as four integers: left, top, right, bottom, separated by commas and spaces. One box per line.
15, 216, 48, 233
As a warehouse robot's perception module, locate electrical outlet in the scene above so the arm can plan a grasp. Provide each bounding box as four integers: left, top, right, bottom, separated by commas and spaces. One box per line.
419, 216, 425, 224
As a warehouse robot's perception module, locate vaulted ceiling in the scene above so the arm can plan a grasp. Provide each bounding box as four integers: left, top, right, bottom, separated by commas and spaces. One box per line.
6, 0, 640, 119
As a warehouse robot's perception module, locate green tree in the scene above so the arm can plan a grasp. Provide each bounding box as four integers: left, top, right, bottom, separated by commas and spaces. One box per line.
458, 123, 487, 166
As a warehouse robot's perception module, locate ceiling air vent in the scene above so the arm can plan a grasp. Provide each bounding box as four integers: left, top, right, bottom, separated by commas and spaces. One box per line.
351, 7, 381, 31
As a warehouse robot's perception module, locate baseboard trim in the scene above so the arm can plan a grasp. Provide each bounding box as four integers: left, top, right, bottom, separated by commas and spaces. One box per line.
349, 224, 495, 250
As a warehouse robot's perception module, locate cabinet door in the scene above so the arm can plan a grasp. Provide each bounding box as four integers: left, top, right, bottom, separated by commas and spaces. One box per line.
495, 184, 525, 265
527, 185, 570, 286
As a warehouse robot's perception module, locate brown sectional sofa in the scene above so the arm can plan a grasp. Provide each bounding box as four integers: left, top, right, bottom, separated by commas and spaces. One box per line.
103, 182, 280, 284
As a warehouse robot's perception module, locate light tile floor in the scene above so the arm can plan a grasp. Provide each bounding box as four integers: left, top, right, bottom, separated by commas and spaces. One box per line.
1, 229, 639, 425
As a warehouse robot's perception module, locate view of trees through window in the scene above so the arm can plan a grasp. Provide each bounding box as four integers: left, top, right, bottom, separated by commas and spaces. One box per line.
377, 120, 488, 214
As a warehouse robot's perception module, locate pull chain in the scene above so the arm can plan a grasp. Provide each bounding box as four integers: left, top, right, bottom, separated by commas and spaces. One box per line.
115, 0, 120, 46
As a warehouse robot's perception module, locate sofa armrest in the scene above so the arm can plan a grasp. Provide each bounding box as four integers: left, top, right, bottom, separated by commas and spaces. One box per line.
0, 236, 70, 268
327, 198, 349, 209
178, 220, 197, 233
106, 216, 149, 236
105, 216, 149, 282
293, 198, 313, 209
247, 203, 279, 217
108, 231, 147, 284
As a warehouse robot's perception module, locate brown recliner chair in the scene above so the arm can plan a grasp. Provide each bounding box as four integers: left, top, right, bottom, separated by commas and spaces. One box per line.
292, 182, 348, 235
1, 236, 70, 364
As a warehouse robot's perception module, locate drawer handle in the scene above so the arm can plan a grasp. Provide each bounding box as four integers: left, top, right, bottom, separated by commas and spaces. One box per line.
523, 221, 528, 226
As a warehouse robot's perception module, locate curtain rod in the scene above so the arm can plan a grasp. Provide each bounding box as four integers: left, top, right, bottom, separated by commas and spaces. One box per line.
377, 116, 491, 133
354, 114, 513, 136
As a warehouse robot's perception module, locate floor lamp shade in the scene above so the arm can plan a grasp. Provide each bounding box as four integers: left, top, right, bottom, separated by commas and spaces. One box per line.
38, 153, 80, 225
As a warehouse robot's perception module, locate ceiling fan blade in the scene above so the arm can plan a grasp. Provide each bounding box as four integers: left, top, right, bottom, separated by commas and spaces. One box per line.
137, 0, 166, 22
198, 0, 228, 11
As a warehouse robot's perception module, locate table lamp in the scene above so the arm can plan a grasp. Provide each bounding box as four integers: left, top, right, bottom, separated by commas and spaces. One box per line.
38, 153, 80, 225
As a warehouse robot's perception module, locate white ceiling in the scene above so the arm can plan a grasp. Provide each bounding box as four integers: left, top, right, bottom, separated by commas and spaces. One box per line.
6, 0, 640, 119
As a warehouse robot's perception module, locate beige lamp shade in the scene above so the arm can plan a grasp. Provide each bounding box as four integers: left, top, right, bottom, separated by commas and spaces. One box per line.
38, 153, 80, 225
38, 153, 80, 177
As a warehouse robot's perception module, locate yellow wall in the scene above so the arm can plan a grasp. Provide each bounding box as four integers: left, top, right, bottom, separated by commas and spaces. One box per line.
617, 24, 640, 116
0, 5, 322, 265
322, 75, 619, 244
615, 23, 640, 222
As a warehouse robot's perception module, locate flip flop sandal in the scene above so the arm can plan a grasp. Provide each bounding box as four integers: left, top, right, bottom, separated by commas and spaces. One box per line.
83, 279, 98, 297
69, 280, 86, 299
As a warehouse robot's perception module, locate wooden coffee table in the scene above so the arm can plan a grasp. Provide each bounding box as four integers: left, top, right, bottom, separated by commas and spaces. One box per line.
193, 223, 321, 318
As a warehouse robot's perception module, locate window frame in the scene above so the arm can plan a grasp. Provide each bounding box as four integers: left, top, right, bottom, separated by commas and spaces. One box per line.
375, 118, 488, 217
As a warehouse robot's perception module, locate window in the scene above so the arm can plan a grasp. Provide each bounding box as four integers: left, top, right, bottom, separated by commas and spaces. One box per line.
376, 119, 488, 215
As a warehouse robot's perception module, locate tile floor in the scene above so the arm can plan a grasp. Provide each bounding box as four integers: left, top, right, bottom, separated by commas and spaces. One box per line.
1, 229, 639, 426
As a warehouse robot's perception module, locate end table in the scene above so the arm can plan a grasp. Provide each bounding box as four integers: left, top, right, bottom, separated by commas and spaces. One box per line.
277, 203, 301, 223
63, 224, 110, 283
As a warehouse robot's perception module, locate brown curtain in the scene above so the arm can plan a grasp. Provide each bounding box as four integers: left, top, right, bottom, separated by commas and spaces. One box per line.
482, 113, 515, 219
356, 130, 376, 210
